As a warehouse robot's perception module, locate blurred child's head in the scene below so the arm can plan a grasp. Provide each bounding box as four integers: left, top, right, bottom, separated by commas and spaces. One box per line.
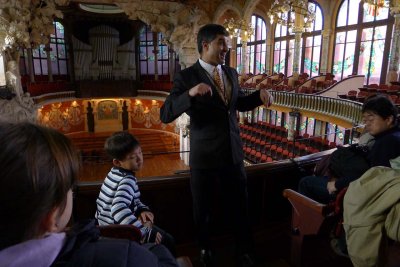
0, 122, 79, 250
104, 131, 143, 172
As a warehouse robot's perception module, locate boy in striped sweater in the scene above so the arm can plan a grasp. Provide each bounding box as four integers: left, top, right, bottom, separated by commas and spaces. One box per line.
95, 131, 175, 254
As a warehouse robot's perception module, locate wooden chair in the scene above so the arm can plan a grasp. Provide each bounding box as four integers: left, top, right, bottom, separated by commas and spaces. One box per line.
98, 224, 193, 267
282, 189, 352, 267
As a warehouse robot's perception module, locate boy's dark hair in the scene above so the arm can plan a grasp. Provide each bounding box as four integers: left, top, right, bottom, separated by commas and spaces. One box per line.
0, 122, 79, 250
197, 24, 229, 54
362, 95, 398, 125
104, 131, 140, 160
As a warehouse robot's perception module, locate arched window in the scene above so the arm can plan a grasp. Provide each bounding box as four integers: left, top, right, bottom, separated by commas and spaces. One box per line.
139, 25, 172, 80
333, 0, 394, 84
236, 15, 267, 74
50, 21, 68, 75
273, 18, 295, 75
301, 1, 323, 77
27, 21, 68, 76
273, 1, 323, 77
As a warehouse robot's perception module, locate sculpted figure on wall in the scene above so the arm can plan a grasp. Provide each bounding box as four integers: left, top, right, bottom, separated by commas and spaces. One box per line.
5, 60, 24, 102
117, 1, 209, 62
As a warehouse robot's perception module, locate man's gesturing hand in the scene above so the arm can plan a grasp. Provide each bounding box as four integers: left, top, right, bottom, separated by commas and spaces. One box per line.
189, 83, 213, 97
260, 88, 273, 107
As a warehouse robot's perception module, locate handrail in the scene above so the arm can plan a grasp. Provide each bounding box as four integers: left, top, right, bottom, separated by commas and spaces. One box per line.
261, 90, 363, 126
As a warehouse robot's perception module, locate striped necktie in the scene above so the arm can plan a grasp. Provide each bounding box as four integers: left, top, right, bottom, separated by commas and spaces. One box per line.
213, 67, 227, 105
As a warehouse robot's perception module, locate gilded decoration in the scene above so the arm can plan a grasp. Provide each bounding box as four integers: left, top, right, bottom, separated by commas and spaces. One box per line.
38, 101, 84, 132
98, 100, 118, 120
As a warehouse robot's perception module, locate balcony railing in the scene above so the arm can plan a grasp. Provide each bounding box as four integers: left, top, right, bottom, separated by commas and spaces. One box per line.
244, 89, 363, 126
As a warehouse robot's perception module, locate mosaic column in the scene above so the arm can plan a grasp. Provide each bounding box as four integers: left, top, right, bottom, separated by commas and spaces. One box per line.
320, 29, 332, 75
176, 113, 190, 165
45, 44, 53, 82
292, 27, 303, 77
153, 32, 159, 81
241, 42, 249, 74
265, 34, 273, 74
229, 37, 237, 69
387, 13, 400, 83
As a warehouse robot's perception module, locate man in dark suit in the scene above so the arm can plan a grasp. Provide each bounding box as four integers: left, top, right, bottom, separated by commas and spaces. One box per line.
160, 24, 272, 267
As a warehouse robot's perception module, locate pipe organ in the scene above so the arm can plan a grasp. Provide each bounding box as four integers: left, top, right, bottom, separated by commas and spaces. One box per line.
72, 24, 136, 81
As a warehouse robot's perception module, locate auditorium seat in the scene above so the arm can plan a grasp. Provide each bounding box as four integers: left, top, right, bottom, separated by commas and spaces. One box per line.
283, 189, 353, 267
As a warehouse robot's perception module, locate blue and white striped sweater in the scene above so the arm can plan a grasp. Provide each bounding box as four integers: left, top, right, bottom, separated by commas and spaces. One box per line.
95, 167, 150, 236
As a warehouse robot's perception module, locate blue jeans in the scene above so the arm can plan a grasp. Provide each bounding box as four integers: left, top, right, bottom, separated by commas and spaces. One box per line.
298, 175, 336, 204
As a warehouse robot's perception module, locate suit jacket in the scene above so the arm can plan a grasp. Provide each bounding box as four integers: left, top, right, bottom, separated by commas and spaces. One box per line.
160, 61, 263, 169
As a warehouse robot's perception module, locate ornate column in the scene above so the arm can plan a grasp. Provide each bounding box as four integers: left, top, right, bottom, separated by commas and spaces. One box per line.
292, 27, 303, 78
45, 44, 53, 82
176, 113, 190, 165
387, 13, 400, 83
26, 48, 35, 83
153, 32, 159, 81
240, 42, 249, 74
320, 29, 332, 75
169, 48, 175, 81
287, 111, 300, 141
229, 37, 238, 69
265, 34, 273, 74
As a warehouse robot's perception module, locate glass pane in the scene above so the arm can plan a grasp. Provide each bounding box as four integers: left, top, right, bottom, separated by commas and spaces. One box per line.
375, 5, 389, 20
374, 25, 387, 40
55, 22, 64, 38
140, 47, 147, 60
261, 20, 266, 40
50, 44, 57, 61
33, 59, 41, 75
314, 5, 323, 31
348, 0, 360, 25
358, 40, 372, 81
363, 4, 375, 22
312, 46, 321, 77
140, 61, 148, 75
304, 46, 312, 75
51, 60, 59, 75
343, 42, 356, 77
249, 45, 255, 73
369, 39, 385, 84
333, 42, 345, 80
41, 59, 48, 75
314, 35, 321, 46
59, 60, 67, 75
336, 32, 346, 44
275, 24, 281, 38
58, 44, 66, 59
361, 28, 373, 41
337, 0, 348, 27
347, 30, 357, 43
33, 48, 40, 58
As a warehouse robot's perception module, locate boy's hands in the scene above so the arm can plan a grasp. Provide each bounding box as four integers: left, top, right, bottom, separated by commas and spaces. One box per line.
139, 211, 154, 224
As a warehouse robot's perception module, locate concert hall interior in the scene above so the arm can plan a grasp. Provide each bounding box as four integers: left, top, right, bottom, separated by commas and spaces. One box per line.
1, 0, 400, 266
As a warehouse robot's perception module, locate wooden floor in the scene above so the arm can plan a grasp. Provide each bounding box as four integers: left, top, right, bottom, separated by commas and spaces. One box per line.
67, 130, 189, 182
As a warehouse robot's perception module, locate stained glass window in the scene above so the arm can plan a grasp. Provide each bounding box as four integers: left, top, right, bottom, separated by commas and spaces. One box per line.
237, 15, 267, 74
333, 0, 393, 84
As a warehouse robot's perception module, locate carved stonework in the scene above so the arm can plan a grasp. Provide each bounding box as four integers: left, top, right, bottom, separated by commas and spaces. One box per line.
116, 1, 209, 58
0, 97, 36, 123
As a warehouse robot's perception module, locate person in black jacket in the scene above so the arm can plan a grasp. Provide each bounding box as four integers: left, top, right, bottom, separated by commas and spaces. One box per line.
0, 122, 177, 267
160, 24, 272, 267
298, 95, 400, 203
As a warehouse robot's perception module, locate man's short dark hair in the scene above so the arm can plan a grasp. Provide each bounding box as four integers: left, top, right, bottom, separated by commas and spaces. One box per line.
362, 95, 399, 124
197, 24, 229, 54
104, 131, 140, 160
